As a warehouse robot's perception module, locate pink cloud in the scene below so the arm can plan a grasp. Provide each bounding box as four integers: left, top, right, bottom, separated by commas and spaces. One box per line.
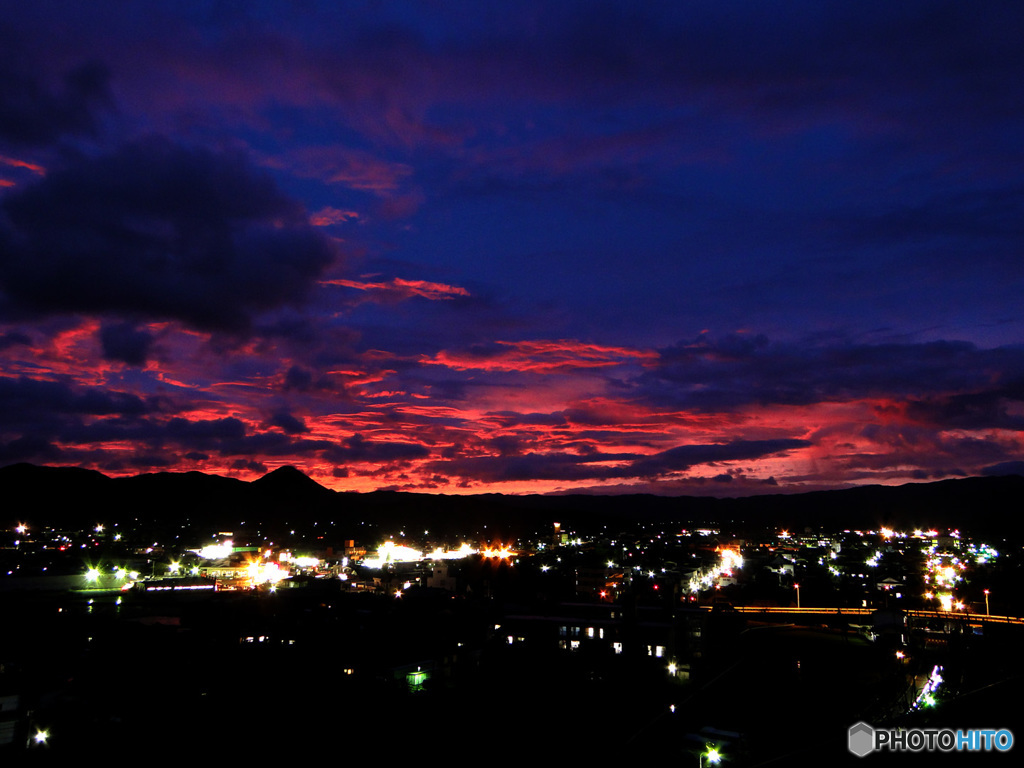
310, 207, 359, 226
324, 277, 470, 302
423, 339, 657, 374
0, 154, 46, 175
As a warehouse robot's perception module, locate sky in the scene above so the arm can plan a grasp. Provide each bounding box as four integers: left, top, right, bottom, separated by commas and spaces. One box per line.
1, 1, 1023, 496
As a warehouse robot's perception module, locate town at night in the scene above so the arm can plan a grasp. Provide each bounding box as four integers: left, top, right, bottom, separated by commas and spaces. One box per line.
2, 1, 1024, 762
2, 465, 1023, 762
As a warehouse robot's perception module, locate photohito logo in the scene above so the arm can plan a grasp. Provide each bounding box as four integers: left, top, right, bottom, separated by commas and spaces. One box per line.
848, 722, 1014, 756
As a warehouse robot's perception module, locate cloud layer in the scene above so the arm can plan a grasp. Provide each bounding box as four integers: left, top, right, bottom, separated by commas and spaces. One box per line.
0, 2, 1022, 494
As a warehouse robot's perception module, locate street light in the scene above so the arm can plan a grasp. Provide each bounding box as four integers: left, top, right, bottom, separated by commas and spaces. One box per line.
794, 583, 800, 609
984, 589, 990, 616
700, 745, 722, 766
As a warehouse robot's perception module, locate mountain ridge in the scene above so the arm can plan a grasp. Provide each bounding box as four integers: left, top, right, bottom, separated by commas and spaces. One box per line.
1, 463, 1022, 538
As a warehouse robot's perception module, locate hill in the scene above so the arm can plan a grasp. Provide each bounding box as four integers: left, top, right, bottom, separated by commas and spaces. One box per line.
1, 463, 1022, 538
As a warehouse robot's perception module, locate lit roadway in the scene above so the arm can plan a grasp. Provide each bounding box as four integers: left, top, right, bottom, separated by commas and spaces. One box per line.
705, 605, 1024, 626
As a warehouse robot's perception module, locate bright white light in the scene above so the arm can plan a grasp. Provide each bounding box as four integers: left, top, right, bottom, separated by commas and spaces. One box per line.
85, 568, 100, 582
428, 543, 478, 560
247, 560, 286, 585
380, 541, 423, 562
481, 545, 515, 559
912, 665, 943, 711
197, 542, 234, 560
33, 729, 48, 744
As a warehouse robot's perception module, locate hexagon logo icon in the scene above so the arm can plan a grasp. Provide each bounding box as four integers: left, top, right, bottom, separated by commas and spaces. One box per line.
848, 722, 875, 757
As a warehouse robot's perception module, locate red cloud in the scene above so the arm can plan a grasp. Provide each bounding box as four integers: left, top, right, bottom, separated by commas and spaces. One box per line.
324, 277, 470, 301
0, 154, 46, 175
423, 339, 657, 374
310, 207, 359, 226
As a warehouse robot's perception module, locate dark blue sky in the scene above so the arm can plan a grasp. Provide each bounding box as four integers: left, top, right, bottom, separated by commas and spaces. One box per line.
1, 1, 1023, 494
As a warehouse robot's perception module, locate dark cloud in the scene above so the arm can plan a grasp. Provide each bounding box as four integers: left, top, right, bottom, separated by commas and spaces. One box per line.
983, 461, 1024, 477
128, 453, 175, 468
281, 365, 340, 393
0, 137, 338, 331
328, 434, 430, 463
283, 366, 315, 391
231, 458, 268, 474
903, 383, 1024, 430
0, 43, 112, 146
269, 410, 308, 435
99, 322, 155, 366
0, 331, 31, 350
0, 435, 63, 464
0, 377, 154, 425
485, 411, 570, 428
630, 439, 811, 477
164, 417, 246, 445
426, 439, 809, 483
639, 335, 1024, 411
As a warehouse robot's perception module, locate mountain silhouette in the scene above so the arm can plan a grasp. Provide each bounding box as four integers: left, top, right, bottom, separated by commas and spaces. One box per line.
1, 463, 1022, 540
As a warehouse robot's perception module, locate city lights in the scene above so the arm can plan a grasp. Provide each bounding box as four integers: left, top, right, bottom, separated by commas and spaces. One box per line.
4, 476, 1022, 763
689, 547, 744, 593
